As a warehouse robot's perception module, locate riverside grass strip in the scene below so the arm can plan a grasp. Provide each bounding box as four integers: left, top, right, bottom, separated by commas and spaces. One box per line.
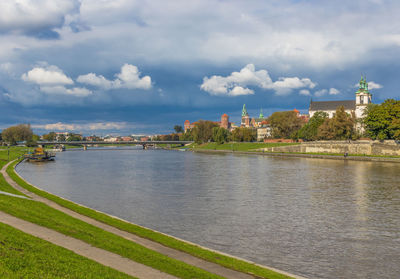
0, 222, 135, 279
8, 158, 293, 279
0, 193, 223, 279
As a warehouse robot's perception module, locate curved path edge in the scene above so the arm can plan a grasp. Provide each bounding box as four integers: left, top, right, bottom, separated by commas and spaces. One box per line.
0, 211, 176, 279
5, 159, 307, 279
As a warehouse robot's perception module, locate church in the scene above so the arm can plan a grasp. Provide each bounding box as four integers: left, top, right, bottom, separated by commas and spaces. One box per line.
309, 76, 372, 120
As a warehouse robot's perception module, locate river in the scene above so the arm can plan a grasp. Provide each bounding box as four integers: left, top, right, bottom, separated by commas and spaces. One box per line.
16, 147, 400, 279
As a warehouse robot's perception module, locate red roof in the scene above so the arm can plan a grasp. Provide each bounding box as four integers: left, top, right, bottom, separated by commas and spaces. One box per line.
222, 113, 228, 117
184, 120, 190, 124
293, 108, 299, 113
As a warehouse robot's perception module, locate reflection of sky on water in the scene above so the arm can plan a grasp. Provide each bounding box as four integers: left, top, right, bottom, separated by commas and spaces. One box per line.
17, 149, 400, 279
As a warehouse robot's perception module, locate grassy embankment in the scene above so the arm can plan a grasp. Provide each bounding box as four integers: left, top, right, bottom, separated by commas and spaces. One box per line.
0, 147, 134, 278
0, 222, 135, 279
0, 147, 225, 279
3, 146, 293, 279
189, 142, 400, 158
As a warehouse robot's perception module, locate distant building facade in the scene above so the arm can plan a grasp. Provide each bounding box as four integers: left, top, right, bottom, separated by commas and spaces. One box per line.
309, 76, 372, 120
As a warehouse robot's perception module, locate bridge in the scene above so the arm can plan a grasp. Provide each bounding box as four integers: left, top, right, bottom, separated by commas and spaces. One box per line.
38, 141, 193, 150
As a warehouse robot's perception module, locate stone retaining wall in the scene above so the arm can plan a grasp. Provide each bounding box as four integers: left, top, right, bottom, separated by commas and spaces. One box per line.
262, 140, 400, 156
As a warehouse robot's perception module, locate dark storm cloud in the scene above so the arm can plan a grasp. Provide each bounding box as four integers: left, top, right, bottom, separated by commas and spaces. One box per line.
0, 0, 399, 134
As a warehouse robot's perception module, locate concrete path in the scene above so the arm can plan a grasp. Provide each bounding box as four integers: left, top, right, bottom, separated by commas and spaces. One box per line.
0, 211, 176, 279
1, 160, 306, 279
0, 190, 30, 199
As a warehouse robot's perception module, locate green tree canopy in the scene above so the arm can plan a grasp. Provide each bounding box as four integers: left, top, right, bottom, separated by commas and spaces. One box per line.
231, 127, 256, 142
317, 106, 356, 140
1, 124, 33, 145
192, 120, 219, 143
364, 99, 400, 140
174, 125, 183, 133
296, 111, 328, 141
43, 131, 57, 141
212, 127, 229, 144
268, 111, 303, 139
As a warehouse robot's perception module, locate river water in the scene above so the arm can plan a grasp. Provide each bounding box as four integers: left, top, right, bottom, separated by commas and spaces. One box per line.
16, 147, 400, 279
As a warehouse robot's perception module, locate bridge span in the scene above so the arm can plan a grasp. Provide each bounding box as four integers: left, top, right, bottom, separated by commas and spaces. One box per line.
38, 141, 193, 150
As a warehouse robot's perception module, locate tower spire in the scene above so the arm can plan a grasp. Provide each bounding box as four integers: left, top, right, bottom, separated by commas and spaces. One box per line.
242, 104, 248, 117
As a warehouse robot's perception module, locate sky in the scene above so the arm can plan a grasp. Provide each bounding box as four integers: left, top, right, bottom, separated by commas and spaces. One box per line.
0, 0, 399, 135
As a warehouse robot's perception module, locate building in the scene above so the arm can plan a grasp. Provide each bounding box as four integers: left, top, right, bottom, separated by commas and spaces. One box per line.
184, 120, 195, 132
241, 104, 251, 127
184, 113, 233, 132
221, 113, 229, 129
309, 76, 372, 119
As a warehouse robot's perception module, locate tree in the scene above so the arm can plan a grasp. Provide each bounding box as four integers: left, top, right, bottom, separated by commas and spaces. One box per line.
58, 134, 66, 141
364, 99, 400, 140
67, 133, 82, 141
318, 106, 356, 140
296, 111, 328, 141
231, 127, 256, 142
212, 127, 229, 144
268, 111, 303, 139
43, 131, 57, 141
192, 120, 219, 144
180, 130, 193, 141
174, 125, 183, 133
1, 124, 33, 145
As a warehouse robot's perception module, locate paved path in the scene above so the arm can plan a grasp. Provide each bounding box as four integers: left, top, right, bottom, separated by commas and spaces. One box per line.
0, 190, 30, 199
1, 160, 306, 279
0, 211, 176, 279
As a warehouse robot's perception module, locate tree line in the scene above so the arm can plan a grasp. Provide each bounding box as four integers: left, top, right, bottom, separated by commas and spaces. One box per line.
1, 99, 399, 146
168, 99, 400, 144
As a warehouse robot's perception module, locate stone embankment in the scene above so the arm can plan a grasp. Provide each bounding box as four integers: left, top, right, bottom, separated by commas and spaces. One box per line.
262, 140, 400, 156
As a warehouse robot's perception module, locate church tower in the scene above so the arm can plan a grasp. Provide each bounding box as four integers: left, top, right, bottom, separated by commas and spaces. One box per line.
241, 104, 250, 127
355, 76, 372, 119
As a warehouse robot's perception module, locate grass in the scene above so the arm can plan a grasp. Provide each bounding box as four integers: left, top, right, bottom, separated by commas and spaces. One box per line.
193, 142, 299, 151
0, 222, 135, 279
0, 149, 226, 279
0, 193, 224, 279
7, 158, 292, 279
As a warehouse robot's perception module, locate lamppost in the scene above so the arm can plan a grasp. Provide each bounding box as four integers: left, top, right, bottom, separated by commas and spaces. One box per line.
7, 144, 10, 161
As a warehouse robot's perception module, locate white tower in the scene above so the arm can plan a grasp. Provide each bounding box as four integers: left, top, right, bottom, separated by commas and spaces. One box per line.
355, 76, 372, 119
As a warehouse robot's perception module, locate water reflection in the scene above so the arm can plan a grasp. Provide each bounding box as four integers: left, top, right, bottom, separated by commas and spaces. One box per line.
16, 148, 400, 279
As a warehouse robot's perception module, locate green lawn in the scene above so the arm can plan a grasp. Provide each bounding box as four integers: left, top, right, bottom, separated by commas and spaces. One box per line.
0, 222, 135, 279
0, 193, 224, 279
7, 158, 292, 279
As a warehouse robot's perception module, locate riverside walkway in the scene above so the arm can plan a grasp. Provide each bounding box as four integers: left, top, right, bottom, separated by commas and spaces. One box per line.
1, 160, 303, 279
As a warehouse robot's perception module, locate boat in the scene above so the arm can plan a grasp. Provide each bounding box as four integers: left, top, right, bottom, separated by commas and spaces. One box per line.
24, 147, 55, 162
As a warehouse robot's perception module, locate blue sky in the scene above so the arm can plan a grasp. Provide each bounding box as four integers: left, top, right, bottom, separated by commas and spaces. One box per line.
0, 0, 399, 135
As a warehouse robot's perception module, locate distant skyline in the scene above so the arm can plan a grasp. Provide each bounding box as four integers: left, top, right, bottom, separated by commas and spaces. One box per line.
0, 0, 398, 135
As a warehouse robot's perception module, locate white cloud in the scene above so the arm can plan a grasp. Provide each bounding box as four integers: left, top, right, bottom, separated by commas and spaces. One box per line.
299, 89, 311, 96
315, 89, 328, 97
40, 85, 92, 97
200, 64, 316, 96
368, 81, 383, 90
0, 0, 79, 34
32, 121, 128, 131
230, 86, 254, 96
353, 81, 383, 90
77, 64, 152, 90
22, 65, 73, 85
76, 73, 113, 89
329, 88, 340, 95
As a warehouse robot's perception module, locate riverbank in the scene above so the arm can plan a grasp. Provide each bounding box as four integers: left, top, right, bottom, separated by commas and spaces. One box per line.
192, 148, 400, 163
183, 142, 400, 163
0, 147, 301, 279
